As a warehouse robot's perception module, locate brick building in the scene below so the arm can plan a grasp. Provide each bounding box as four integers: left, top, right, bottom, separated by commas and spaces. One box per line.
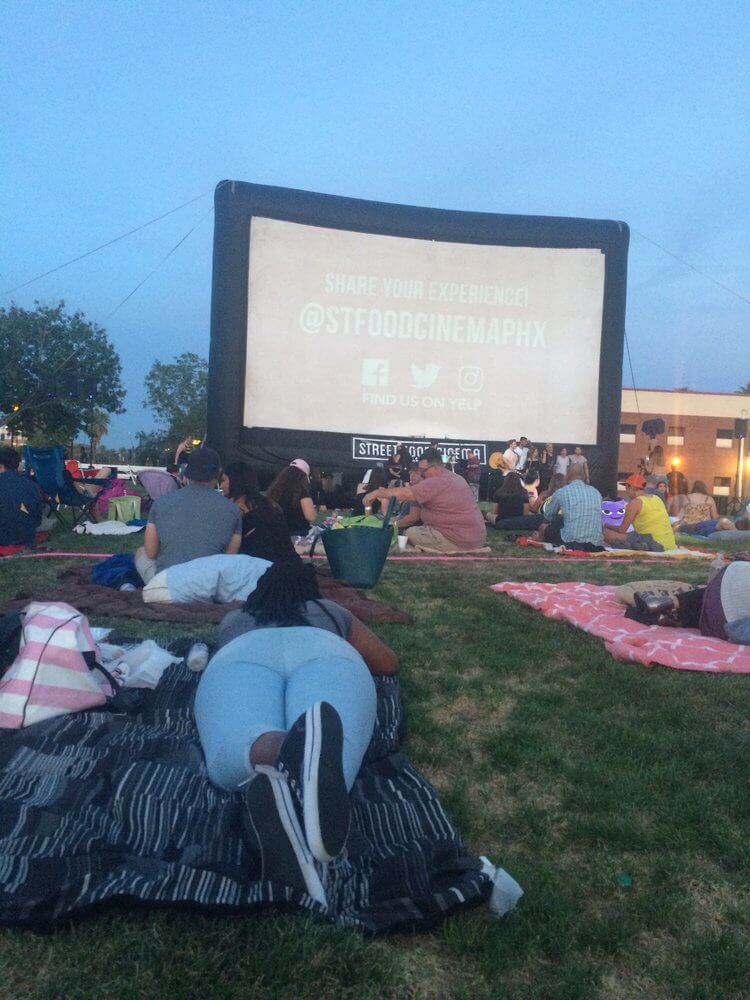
618, 388, 750, 500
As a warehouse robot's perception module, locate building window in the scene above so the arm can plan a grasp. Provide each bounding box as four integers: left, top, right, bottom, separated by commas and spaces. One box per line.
667, 425, 685, 446
716, 429, 734, 449
619, 423, 636, 444
713, 477, 731, 496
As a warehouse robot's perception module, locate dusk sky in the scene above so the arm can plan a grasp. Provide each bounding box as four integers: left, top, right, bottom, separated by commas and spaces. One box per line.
2, 1, 748, 446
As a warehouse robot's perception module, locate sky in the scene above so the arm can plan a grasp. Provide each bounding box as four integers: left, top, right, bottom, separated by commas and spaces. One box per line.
2, 0, 749, 446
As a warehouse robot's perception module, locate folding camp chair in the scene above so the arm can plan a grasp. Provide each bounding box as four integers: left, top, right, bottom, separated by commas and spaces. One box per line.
136, 468, 180, 513
23, 446, 112, 529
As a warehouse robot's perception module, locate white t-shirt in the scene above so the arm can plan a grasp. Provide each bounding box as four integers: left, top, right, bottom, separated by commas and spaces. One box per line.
514, 446, 529, 471
554, 455, 571, 476
503, 448, 518, 470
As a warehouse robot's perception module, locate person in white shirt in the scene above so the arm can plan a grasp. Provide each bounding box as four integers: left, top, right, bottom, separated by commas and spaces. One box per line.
553, 447, 571, 477
503, 440, 519, 472
514, 436, 530, 472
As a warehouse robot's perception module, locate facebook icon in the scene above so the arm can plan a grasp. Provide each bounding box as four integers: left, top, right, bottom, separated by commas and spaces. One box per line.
361, 358, 390, 387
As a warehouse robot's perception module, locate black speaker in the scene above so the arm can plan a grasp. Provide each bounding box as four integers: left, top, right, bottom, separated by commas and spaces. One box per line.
735, 418, 748, 439
641, 418, 665, 437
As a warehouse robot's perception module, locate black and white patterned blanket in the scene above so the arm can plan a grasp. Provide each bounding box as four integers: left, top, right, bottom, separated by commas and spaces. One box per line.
0, 643, 490, 933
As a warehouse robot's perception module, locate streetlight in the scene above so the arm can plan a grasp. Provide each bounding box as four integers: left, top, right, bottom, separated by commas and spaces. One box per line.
737, 410, 748, 500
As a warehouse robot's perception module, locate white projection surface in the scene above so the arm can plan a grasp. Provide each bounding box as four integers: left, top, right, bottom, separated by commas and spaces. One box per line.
245, 217, 606, 443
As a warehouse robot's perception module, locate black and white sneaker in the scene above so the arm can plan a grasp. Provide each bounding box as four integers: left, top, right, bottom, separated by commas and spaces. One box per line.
241, 772, 327, 907
277, 701, 350, 863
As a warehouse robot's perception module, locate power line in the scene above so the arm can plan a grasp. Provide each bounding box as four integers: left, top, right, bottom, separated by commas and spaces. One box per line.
631, 228, 750, 307
105, 205, 215, 320
2, 181, 228, 296
624, 330, 640, 415
3, 205, 216, 421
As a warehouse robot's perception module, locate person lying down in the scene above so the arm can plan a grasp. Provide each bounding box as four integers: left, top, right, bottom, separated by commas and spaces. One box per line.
194, 561, 399, 905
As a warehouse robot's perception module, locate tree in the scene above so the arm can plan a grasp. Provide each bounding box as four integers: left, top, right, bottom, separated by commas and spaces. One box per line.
132, 430, 174, 466
135, 353, 208, 462
0, 302, 125, 443
144, 352, 208, 436
738, 382, 750, 394
85, 408, 110, 464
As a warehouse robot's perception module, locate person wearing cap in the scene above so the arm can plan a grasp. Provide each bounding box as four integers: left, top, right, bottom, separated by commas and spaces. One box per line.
265, 459, 316, 537
134, 447, 242, 583
603, 473, 676, 551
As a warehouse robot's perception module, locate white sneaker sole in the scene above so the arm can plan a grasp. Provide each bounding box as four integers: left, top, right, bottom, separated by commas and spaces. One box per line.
302, 702, 348, 864
267, 775, 327, 907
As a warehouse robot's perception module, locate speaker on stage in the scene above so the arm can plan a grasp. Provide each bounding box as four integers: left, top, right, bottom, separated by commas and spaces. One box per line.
735, 418, 748, 439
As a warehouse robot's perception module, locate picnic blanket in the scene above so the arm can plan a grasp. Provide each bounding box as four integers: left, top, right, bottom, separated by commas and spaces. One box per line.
514, 538, 713, 559
492, 581, 750, 674
0, 644, 490, 933
3, 564, 412, 626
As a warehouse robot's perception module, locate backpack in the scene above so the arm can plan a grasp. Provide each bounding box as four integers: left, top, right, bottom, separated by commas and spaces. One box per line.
0, 602, 137, 729
91, 553, 142, 589
95, 478, 140, 514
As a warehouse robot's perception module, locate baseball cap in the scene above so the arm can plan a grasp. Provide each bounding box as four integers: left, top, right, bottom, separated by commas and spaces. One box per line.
624, 473, 646, 489
182, 447, 222, 482
289, 458, 310, 477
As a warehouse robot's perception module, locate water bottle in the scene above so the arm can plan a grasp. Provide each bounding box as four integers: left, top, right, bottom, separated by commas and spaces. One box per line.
186, 641, 209, 672
708, 552, 728, 581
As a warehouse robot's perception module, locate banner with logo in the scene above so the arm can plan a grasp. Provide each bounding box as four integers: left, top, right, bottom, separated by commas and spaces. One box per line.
351, 437, 486, 464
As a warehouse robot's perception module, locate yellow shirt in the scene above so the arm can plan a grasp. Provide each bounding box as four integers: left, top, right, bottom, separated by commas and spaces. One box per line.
633, 494, 675, 550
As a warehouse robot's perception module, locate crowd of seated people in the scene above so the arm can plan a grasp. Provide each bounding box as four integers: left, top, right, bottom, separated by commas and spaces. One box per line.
9, 433, 748, 566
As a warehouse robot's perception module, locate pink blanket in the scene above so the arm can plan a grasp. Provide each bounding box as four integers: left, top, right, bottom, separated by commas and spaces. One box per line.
491, 581, 750, 674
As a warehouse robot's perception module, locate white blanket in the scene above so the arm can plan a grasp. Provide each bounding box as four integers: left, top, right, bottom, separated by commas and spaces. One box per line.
74, 521, 145, 536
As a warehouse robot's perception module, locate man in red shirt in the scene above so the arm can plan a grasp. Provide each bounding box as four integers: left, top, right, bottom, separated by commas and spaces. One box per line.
363, 448, 486, 552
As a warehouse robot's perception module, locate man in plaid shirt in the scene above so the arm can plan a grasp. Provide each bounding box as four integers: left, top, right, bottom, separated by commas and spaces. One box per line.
541, 465, 604, 549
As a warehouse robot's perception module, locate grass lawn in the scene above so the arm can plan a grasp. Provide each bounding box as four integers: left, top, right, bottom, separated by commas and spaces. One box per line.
1, 527, 749, 999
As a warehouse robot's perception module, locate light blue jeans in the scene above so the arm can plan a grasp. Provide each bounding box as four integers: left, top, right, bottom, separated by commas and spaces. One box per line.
194, 627, 377, 792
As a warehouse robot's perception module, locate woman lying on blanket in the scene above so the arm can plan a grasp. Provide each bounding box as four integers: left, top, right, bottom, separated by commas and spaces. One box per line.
194, 561, 399, 904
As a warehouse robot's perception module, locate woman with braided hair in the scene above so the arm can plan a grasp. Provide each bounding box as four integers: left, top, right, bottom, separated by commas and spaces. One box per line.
194, 560, 398, 904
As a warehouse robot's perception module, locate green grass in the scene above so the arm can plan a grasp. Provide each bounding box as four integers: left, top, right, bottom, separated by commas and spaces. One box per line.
1, 529, 749, 998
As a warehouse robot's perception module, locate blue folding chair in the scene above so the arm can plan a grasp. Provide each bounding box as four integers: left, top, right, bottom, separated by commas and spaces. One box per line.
23, 446, 111, 528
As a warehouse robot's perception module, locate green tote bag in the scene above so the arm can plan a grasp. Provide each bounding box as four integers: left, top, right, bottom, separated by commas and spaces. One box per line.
319, 497, 397, 588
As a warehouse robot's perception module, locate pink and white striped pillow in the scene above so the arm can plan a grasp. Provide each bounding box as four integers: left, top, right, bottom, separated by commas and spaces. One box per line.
0, 602, 108, 729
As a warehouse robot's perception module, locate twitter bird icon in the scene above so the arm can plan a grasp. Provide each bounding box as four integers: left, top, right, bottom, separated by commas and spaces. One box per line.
411, 363, 440, 389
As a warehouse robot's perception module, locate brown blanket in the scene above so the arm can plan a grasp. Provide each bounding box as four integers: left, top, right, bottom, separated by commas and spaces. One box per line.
5, 564, 411, 625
